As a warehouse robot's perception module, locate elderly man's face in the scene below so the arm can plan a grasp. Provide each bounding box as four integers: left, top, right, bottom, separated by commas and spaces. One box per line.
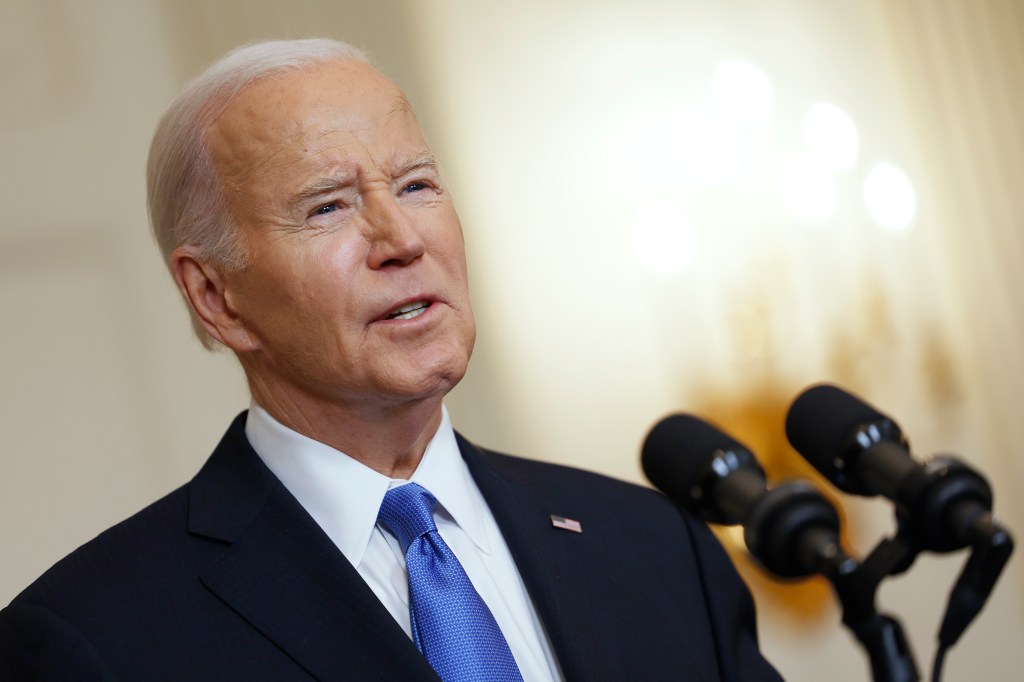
206, 60, 475, 408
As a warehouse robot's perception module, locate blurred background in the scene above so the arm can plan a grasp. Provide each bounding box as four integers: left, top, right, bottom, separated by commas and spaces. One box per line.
2, 0, 1022, 679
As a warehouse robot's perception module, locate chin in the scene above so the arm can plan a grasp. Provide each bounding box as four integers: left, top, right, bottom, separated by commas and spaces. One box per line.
398, 351, 471, 401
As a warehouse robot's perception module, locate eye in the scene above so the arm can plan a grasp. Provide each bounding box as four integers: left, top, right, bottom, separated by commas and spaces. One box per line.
403, 182, 428, 194
313, 202, 339, 216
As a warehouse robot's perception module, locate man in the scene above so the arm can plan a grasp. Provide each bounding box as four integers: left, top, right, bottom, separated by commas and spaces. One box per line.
0, 39, 782, 681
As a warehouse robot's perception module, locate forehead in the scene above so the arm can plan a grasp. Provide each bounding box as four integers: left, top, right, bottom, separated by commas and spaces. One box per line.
207, 60, 426, 187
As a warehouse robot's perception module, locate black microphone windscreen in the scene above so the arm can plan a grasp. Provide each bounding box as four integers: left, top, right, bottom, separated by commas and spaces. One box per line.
641, 414, 749, 505
785, 384, 892, 477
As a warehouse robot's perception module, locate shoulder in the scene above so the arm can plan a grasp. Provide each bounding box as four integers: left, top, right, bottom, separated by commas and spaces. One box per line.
0, 484, 207, 675
8, 484, 199, 611
8, 413, 259, 616
7, 412, 265, 617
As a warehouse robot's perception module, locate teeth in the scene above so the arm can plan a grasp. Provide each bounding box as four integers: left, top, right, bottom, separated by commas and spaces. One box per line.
387, 301, 429, 320
393, 307, 427, 320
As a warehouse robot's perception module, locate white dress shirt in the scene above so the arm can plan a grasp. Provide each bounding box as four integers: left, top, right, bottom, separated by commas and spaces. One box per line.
245, 403, 562, 682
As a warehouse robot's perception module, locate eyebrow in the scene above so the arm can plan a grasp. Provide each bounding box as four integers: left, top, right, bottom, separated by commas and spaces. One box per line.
287, 155, 441, 210
394, 153, 440, 178
287, 172, 357, 210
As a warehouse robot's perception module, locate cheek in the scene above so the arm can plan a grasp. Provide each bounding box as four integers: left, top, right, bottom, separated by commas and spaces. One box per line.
286, 238, 359, 299
297, 239, 367, 320
234, 248, 331, 324
430, 218, 470, 279
322, 238, 363, 278
449, 242, 472, 297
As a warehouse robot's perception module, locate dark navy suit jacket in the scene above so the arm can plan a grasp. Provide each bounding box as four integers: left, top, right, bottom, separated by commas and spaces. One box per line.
0, 413, 783, 681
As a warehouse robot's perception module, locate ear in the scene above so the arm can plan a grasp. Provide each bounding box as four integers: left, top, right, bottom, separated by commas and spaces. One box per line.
170, 245, 260, 352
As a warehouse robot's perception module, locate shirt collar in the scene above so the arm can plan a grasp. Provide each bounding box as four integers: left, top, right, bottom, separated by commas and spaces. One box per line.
407, 409, 492, 557
244, 402, 491, 569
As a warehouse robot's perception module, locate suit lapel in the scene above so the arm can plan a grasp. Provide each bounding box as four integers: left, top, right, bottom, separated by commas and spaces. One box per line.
189, 414, 440, 682
458, 434, 612, 681
459, 434, 720, 682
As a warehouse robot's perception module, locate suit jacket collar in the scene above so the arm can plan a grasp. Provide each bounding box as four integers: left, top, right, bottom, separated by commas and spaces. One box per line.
187, 413, 440, 681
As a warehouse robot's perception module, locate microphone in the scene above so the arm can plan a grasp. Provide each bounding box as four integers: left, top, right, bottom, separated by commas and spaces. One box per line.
642, 414, 850, 579
784, 384, 1002, 553
785, 383, 1015, 662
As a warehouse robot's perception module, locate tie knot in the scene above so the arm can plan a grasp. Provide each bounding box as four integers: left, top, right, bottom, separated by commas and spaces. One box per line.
377, 482, 439, 552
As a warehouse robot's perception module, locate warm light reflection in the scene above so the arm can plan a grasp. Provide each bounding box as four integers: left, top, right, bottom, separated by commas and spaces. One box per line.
606, 106, 742, 190
864, 162, 917, 231
803, 102, 859, 172
728, 304, 769, 363
778, 154, 838, 225
712, 59, 775, 130
631, 201, 697, 276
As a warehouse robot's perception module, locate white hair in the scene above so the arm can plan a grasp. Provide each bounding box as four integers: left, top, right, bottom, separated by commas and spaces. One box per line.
146, 38, 368, 348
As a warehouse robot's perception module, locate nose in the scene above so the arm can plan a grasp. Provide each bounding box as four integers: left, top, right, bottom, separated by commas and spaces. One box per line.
364, 194, 426, 269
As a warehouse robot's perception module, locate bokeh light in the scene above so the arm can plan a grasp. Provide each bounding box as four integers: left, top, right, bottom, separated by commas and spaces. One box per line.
803, 102, 860, 172
864, 162, 917, 231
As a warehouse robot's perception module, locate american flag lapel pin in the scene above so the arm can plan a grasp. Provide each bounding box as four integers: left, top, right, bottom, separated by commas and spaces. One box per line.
550, 514, 583, 533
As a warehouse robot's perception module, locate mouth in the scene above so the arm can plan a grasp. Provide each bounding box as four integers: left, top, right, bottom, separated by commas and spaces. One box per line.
384, 300, 432, 321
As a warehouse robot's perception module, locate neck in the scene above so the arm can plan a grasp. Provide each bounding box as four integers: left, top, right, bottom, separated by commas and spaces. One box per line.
247, 376, 445, 480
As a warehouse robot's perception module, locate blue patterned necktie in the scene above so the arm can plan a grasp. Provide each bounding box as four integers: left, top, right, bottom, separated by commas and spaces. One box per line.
377, 482, 523, 682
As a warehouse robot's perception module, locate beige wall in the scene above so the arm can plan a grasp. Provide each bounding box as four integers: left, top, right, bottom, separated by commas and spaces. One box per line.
2, 1, 1021, 680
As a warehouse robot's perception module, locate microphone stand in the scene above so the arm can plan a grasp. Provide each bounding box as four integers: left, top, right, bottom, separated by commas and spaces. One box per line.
808, 530, 921, 682
813, 512, 1013, 682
